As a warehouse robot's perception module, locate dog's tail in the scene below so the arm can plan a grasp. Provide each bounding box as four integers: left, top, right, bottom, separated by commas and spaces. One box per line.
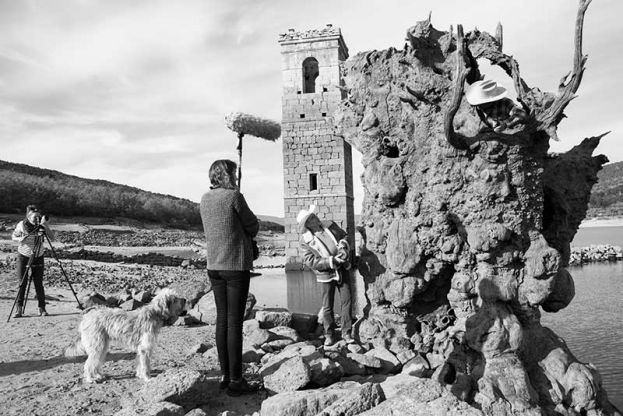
64, 337, 86, 357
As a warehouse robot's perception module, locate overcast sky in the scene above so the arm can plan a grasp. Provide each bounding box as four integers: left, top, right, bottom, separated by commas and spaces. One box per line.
1, 0, 621, 216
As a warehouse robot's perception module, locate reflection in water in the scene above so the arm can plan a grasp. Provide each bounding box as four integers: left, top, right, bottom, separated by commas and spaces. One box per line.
249, 269, 333, 314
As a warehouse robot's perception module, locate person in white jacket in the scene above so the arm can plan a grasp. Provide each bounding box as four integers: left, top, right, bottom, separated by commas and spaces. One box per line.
298, 204, 354, 346
12, 204, 55, 318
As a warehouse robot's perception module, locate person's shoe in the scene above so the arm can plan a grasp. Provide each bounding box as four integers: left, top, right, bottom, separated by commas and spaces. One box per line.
226, 378, 257, 397
13, 307, 23, 318
219, 375, 230, 390
324, 333, 337, 347
39, 308, 49, 317
342, 332, 355, 344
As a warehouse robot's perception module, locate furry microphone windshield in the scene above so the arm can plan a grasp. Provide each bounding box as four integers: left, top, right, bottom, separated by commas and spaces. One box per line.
225, 112, 281, 141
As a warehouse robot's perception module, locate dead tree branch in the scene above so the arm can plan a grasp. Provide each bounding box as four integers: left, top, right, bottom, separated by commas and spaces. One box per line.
444, 25, 470, 150
535, 0, 591, 137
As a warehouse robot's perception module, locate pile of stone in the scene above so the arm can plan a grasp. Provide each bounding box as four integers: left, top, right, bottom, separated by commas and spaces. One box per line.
112, 289, 484, 415
569, 244, 623, 266
81, 278, 209, 313
53, 247, 206, 268
55, 229, 202, 248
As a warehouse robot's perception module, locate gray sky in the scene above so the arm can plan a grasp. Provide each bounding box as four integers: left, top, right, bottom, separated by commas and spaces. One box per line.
1, 0, 621, 216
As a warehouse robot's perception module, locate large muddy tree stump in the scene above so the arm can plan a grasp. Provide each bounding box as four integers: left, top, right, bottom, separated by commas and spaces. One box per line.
333, 1, 619, 414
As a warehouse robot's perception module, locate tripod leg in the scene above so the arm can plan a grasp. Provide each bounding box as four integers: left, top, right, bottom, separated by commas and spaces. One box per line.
6, 250, 37, 322
23, 236, 44, 313
44, 233, 83, 310
23, 269, 33, 312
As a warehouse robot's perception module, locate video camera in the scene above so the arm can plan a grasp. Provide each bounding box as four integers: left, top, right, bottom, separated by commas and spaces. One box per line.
32, 213, 50, 226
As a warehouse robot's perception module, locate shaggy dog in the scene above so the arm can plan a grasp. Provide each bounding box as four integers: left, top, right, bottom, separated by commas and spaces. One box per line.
65, 288, 186, 383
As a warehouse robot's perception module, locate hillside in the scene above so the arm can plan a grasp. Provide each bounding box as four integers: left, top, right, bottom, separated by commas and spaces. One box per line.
2, 158, 621, 228
0, 160, 283, 231
588, 161, 623, 217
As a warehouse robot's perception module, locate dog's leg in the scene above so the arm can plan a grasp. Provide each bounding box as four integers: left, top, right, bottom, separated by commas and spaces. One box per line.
136, 335, 153, 381
95, 337, 109, 380
83, 331, 107, 383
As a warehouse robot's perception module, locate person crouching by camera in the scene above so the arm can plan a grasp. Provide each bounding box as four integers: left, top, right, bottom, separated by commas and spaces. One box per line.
11, 204, 55, 318
297, 204, 354, 346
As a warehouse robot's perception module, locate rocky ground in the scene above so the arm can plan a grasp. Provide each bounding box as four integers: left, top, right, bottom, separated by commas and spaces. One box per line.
1, 216, 621, 416
0, 286, 269, 416
0, 217, 277, 416
0, 217, 491, 416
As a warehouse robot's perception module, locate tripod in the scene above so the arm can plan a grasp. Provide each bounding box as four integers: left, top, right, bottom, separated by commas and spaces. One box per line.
7, 226, 83, 322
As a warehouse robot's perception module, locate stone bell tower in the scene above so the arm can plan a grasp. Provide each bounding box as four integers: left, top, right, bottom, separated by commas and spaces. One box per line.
278, 24, 355, 265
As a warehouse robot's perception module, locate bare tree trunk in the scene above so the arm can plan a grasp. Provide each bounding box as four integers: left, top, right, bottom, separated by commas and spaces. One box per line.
333, 1, 618, 414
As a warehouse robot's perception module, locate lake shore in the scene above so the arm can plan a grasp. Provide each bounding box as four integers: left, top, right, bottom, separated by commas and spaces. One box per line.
580, 217, 623, 228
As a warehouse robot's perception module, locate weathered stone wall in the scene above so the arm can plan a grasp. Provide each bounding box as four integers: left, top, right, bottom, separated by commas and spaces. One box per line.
332, 15, 619, 416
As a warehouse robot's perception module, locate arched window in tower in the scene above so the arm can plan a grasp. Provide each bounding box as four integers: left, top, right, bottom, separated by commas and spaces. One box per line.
302, 57, 319, 93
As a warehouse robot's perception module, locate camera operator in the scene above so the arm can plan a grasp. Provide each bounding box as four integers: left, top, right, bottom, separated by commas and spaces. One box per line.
11, 204, 55, 318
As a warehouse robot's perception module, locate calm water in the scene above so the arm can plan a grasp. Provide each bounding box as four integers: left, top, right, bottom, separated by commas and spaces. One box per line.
250, 226, 623, 410
541, 262, 623, 410
541, 226, 623, 410
572, 225, 623, 248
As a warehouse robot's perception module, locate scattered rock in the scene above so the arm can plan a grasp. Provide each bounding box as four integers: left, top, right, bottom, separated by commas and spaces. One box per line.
269, 326, 302, 342
114, 401, 185, 416
401, 354, 430, 378
365, 347, 401, 374
333, 354, 367, 376
82, 293, 107, 308
255, 309, 293, 329
188, 293, 216, 325
132, 290, 153, 303
260, 381, 365, 416
186, 343, 212, 356
137, 369, 210, 409
308, 357, 344, 387
317, 382, 385, 416
169, 279, 209, 308
291, 312, 319, 336
347, 353, 382, 369
120, 299, 143, 311
184, 408, 208, 416
246, 327, 274, 347
261, 356, 311, 394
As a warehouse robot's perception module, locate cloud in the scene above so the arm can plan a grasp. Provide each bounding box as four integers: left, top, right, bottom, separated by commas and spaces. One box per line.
0, 0, 621, 216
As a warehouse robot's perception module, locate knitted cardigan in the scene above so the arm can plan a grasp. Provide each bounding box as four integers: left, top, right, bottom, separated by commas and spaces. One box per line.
300, 220, 348, 283
200, 188, 259, 271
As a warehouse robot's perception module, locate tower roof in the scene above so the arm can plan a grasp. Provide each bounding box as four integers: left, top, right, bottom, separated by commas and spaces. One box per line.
278, 24, 349, 58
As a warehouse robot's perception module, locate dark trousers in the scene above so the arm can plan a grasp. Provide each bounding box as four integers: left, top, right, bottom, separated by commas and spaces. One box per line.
208, 270, 250, 381
320, 270, 352, 335
16, 254, 46, 309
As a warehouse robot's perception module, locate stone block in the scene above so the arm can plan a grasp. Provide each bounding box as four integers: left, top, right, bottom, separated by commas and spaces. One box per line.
137, 369, 210, 409
308, 357, 344, 386
256, 310, 293, 329
187, 293, 216, 325
261, 356, 311, 394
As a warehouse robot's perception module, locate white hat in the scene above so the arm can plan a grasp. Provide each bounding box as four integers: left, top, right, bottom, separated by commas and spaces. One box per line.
296, 204, 316, 226
465, 80, 508, 105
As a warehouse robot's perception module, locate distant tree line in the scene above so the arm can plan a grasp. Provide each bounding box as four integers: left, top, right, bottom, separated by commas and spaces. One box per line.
0, 160, 200, 228
0, 160, 284, 231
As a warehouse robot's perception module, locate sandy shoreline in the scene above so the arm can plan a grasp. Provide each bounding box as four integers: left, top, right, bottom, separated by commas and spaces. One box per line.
579, 217, 623, 228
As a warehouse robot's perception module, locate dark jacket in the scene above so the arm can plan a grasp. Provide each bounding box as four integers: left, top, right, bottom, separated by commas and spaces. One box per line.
200, 188, 259, 271
300, 220, 348, 283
